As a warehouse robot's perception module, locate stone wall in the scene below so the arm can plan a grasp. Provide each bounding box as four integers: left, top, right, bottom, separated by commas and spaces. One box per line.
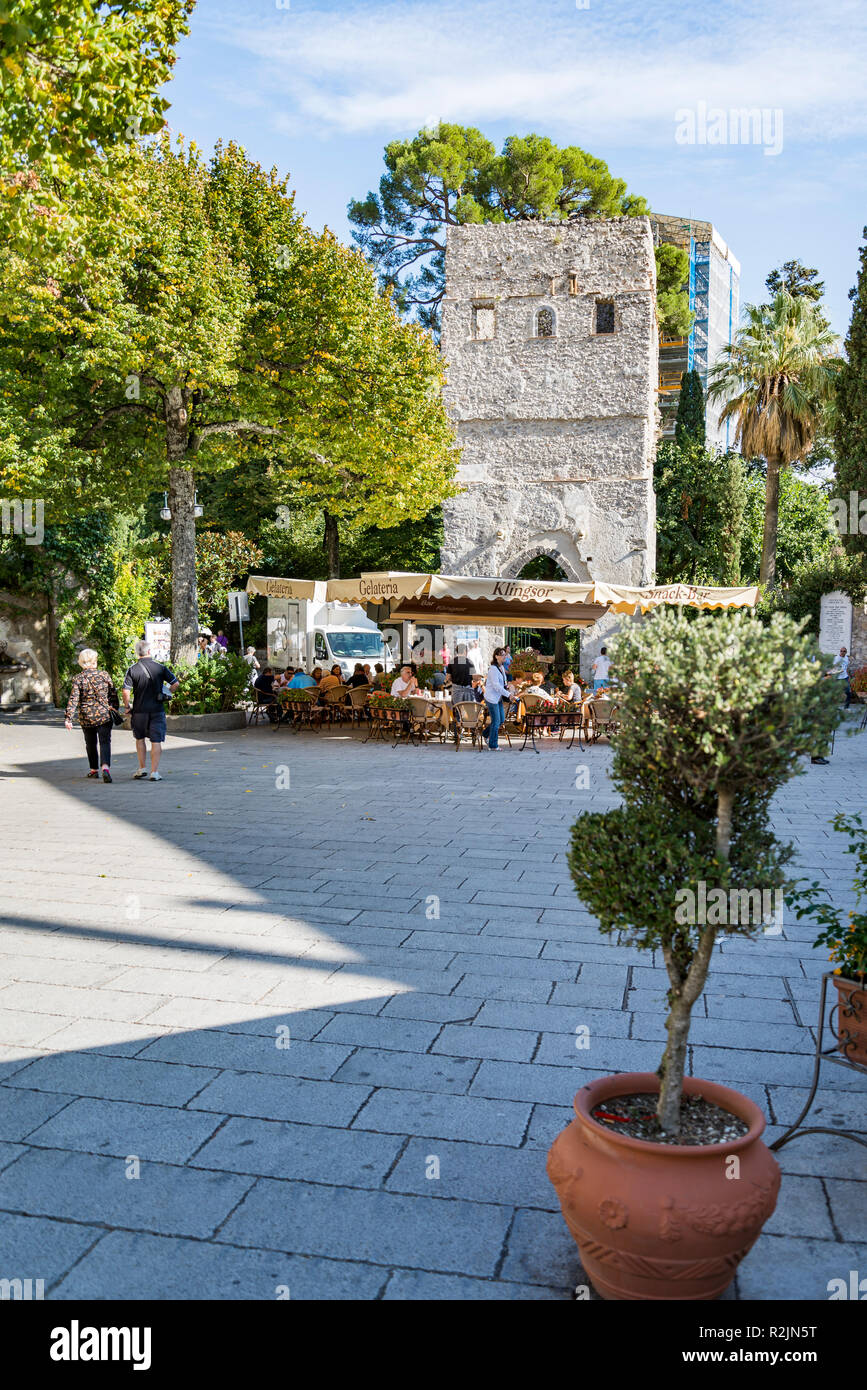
440, 219, 659, 676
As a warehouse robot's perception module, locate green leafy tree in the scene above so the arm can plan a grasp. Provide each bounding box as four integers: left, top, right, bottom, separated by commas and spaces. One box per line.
0, 138, 456, 659
148, 529, 263, 628
673, 369, 706, 448
740, 467, 834, 583
0, 0, 193, 251
655, 243, 694, 341
765, 260, 825, 303
347, 123, 681, 335
654, 441, 746, 585
707, 292, 840, 589
568, 609, 840, 1135
833, 227, 867, 561
757, 551, 867, 636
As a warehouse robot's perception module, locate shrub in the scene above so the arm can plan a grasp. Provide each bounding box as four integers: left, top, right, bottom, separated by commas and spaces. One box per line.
169, 653, 251, 715
567, 608, 841, 1136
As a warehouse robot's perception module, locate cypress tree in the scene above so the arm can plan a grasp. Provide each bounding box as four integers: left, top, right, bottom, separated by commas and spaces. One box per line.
834, 228, 867, 560
674, 370, 706, 448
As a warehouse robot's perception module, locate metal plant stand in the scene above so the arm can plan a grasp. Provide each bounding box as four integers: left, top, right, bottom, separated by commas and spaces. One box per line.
770, 972, 867, 1151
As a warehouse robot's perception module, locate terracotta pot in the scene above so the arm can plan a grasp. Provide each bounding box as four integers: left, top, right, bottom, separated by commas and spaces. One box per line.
547, 1072, 780, 1301
832, 975, 867, 1065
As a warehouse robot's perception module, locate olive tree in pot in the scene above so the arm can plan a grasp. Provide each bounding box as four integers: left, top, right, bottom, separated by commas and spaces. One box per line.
546, 608, 840, 1300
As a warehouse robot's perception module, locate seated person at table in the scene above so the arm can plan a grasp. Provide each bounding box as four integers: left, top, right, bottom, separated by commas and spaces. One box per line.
349, 663, 369, 688
288, 668, 317, 689
541, 673, 559, 697
447, 647, 475, 703
470, 674, 485, 702
253, 667, 280, 722
430, 668, 447, 693
391, 665, 418, 697
319, 664, 343, 692
561, 670, 584, 702
525, 672, 557, 705
274, 668, 292, 690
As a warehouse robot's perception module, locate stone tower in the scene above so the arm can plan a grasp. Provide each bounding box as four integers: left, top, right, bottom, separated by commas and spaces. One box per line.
441, 220, 659, 608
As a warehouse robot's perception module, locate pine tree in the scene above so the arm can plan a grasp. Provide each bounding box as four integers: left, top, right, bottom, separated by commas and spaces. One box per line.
833, 228, 867, 560
674, 370, 706, 448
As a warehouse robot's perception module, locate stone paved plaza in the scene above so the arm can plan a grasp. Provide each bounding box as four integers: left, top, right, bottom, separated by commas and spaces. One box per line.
0, 714, 865, 1301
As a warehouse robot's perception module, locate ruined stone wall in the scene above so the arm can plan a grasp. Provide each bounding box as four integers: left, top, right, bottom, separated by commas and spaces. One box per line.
440, 219, 659, 674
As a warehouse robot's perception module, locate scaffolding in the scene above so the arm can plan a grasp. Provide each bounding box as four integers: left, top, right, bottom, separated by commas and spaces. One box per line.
650, 214, 739, 448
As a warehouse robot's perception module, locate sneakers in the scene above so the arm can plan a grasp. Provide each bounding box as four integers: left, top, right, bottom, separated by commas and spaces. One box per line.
87, 769, 98, 778
102, 767, 112, 783
811, 756, 830, 765
132, 768, 147, 779
149, 771, 162, 781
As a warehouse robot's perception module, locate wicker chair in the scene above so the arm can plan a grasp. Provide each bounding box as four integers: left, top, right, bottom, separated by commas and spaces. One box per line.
346, 684, 371, 729
248, 689, 278, 726
319, 684, 350, 725
583, 693, 620, 743
452, 700, 487, 750
407, 695, 446, 744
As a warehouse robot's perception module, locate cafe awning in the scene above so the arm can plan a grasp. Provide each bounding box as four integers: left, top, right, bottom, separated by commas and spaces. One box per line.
246, 573, 759, 626
590, 582, 760, 614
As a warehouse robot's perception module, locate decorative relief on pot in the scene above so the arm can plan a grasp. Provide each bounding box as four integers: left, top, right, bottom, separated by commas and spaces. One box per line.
682, 1181, 778, 1237
598, 1197, 628, 1230
580, 1237, 750, 1282
658, 1195, 682, 1243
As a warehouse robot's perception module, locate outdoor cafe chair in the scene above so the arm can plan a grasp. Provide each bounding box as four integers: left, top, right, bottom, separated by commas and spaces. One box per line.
407, 695, 447, 745
248, 689, 277, 727
346, 684, 372, 729
452, 700, 486, 751
320, 685, 351, 725
583, 693, 620, 744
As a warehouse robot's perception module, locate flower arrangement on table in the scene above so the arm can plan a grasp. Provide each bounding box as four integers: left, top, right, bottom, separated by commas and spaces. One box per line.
368, 693, 411, 711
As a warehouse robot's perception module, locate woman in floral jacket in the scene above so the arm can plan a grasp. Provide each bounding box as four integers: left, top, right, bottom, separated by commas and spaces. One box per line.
65, 649, 120, 782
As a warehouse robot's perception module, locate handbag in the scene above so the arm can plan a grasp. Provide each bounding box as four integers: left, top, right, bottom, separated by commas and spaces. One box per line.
108, 706, 125, 727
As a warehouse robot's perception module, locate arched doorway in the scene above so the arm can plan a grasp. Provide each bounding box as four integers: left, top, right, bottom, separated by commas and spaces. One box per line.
505, 554, 579, 670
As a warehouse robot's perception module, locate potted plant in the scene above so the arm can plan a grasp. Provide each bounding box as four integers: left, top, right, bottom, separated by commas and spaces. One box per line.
546, 609, 841, 1300
792, 812, 867, 1065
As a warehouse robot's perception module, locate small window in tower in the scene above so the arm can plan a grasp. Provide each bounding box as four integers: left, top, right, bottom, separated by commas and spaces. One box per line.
474, 304, 496, 339
595, 300, 615, 334
536, 307, 556, 337
568, 271, 580, 295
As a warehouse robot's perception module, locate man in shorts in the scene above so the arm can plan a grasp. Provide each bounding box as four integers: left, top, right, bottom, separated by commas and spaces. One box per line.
122, 642, 179, 781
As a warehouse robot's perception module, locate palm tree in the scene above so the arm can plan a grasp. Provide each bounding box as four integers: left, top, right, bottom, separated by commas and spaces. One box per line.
707, 292, 840, 588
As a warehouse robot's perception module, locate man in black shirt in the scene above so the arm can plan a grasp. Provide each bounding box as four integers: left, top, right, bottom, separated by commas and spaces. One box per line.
122, 642, 179, 781
446, 646, 475, 703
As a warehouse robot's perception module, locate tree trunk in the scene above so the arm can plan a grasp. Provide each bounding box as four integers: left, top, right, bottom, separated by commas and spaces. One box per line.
168, 466, 198, 666
656, 783, 734, 1136
760, 455, 783, 589
45, 587, 61, 707
323, 511, 340, 579
554, 628, 566, 669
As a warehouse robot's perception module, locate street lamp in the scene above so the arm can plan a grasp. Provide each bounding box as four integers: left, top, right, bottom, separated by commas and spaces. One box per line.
158, 491, 204, 520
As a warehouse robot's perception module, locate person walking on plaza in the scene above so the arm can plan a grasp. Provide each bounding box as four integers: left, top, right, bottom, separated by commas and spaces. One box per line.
122, 641, 179, 781
64, 649, 120, 782
833, 646, 855, 707
483, 647, 511, 749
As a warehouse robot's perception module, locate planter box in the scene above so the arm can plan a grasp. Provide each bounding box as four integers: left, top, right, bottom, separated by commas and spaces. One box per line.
164, 711, 246, 733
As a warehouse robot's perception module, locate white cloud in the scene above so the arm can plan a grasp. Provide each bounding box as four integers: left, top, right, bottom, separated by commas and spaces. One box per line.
202, 0, 867, 144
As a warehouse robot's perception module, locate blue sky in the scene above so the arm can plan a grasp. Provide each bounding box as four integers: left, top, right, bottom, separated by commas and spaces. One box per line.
162, 0, 866, 338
